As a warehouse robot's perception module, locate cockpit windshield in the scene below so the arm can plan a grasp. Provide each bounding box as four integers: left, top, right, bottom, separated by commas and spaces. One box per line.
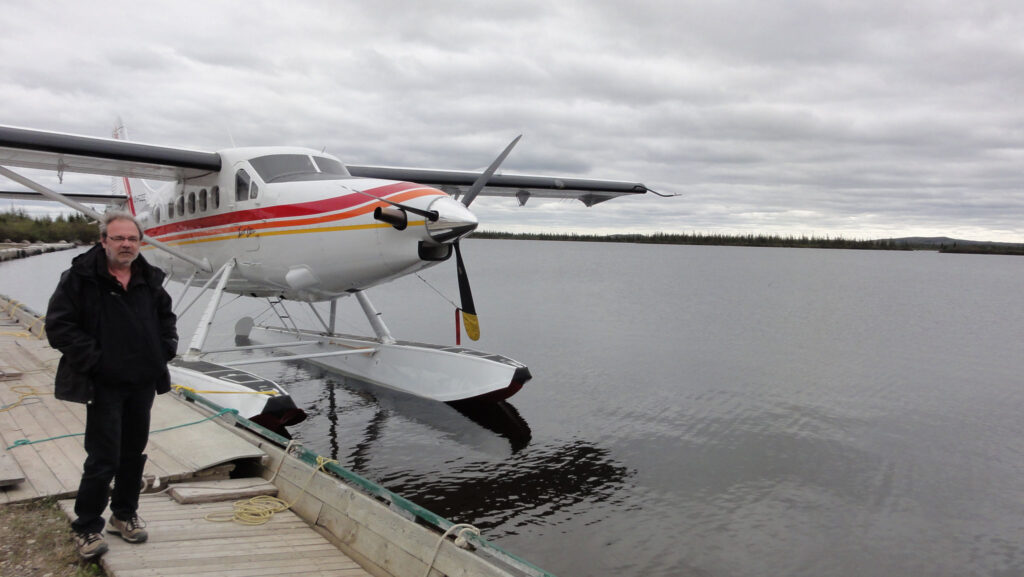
312, 156, 348, 175
249, 154, 351, 183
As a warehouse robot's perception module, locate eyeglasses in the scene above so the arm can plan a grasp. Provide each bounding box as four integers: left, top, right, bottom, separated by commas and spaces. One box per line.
107, 236, 141, 244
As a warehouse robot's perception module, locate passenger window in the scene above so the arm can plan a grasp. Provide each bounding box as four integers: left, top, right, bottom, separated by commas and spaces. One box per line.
211, 186, 220, 209
155, 206, 161, 224
250, 182, 259, 199
168, 201, 174, 219
187, 192, 196, 214
236, 170, 251, 202
199, 189, 208, 212
176, 196, 184, 216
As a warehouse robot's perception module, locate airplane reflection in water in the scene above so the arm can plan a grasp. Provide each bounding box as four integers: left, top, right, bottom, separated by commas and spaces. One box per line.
259, 362, 630, 535
263, 366, 629, 536
269, 363, 534, 458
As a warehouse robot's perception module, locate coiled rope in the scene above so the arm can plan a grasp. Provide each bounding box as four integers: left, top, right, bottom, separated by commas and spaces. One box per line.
0, 385, 48, 412
422, 523, 482, 577
203, 451, 338, 525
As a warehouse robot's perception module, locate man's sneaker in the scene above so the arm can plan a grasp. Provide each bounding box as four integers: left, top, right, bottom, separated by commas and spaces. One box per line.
74, 531, 108, 560
106, 513, 148, 543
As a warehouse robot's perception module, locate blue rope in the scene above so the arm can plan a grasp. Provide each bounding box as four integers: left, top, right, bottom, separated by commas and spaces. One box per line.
5, 408, 239, 450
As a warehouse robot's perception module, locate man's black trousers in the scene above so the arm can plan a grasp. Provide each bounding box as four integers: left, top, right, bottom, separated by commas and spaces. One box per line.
71, 383, 155, 535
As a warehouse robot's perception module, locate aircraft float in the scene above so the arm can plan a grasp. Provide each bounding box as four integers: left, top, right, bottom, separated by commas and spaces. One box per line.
0, 123, 654, 431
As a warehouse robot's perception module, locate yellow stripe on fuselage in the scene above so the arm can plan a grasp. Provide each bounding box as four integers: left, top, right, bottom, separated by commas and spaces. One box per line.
142, 219, 426, 249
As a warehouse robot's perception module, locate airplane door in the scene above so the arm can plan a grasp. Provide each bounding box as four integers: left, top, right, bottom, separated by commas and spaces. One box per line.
232, 167, 261, 253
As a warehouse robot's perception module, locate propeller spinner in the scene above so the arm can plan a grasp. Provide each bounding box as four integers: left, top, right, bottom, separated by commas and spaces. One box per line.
367, 135, 521, 341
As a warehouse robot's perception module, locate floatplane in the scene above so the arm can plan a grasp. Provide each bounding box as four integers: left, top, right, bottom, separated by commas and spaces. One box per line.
0, 122, 653, 432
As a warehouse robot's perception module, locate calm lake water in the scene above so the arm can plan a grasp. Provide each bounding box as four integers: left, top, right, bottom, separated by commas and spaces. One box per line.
3, 240, 1023, 577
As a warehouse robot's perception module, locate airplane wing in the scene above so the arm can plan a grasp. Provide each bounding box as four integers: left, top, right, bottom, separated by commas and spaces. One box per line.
1, 124, 651, 206
0, 125, 221, 181
347, 165, 650, 206
0, 189, 127, 205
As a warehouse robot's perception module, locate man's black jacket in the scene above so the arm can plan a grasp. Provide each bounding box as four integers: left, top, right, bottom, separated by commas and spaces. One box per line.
45, 244, 178, 404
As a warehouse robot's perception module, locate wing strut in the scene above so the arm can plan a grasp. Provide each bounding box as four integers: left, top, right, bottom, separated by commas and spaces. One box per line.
185, 259, 235, 359
0, 165, 212, 272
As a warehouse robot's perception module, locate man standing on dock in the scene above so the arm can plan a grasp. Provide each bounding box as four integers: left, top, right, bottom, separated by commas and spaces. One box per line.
45, 211, 178, 560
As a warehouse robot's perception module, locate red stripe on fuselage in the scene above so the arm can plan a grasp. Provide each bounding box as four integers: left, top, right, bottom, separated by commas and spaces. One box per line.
144, 181, 442, 241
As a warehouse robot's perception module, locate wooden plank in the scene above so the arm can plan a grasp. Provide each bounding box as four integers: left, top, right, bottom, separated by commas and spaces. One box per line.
0, 477, 36, 503
0, 379, 82, 493
0, 388, 62, 498
58, 492, 373, 577
168, 478, 278, 504
0, 449, 25, 486
0, 337, 50, 373
16, 373, 197, 488
6, 376, 87, 486
263, 447, 512, 577
114, 561, 367, 577
146, 394, 266, 471
0, 367, 22, 381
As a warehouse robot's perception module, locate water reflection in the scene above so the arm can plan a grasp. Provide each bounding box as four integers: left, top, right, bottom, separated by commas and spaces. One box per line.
274, 367, 631, 536
379, 439, 633, 534
299, 369, 533, 459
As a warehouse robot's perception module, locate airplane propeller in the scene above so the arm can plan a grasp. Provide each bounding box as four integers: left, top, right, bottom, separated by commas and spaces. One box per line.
454, 135, 521, 341
459, 135, 521, 209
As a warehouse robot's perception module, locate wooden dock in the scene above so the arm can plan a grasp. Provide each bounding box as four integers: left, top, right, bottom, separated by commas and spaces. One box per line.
0, 297, 372, 576
0, 318, 266, 503
1, 293, 556, 577
57, 490, 370, 576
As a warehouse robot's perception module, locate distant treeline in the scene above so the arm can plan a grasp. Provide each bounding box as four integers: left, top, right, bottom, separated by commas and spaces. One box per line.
939, 243, 1024, 255
0, 209, 99, 244
4, 208, 1021, 255
472, 231, 918, 250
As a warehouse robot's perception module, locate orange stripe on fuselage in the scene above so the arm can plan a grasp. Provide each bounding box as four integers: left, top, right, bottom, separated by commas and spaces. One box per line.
148, 185, 442, 246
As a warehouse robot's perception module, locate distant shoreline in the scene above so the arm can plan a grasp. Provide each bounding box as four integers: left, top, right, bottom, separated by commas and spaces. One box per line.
4, 208, 1021, 256
472, 231, 1024, 255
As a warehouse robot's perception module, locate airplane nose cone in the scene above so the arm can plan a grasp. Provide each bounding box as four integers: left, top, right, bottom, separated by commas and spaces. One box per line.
425, 196, 478, 243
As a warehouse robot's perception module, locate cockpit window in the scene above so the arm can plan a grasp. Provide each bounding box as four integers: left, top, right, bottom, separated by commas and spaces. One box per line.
250, 155, 317, 182
313, 156, 348, 175
249, 153, 350, 183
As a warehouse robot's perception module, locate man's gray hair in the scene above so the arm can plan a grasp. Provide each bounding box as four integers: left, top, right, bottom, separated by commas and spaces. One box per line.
100, 211, 144, 239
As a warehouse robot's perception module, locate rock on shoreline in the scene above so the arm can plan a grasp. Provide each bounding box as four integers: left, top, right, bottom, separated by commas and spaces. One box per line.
0, 241, 77, 262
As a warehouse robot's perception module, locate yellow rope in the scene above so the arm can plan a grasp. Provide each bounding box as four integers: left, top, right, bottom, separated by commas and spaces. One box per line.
421, 523, 482, 577
0, 385, 51, 412
204, 455, 338, 525
172, 384, 278, 396
26, 316, 45, 336
1, 299, 45, 339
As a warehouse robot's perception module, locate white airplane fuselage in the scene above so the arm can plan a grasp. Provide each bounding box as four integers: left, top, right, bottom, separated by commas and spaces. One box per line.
137, 146, 475, 301
0, 123, 652, 403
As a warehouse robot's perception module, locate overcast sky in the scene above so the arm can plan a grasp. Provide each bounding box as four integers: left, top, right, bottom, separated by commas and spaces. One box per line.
2, 1, 1024, 241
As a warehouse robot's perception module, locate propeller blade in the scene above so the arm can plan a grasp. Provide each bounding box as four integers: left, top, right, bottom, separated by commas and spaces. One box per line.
460, 134, 522, 208
454, 241, 480, 341
449, 136, 521, 340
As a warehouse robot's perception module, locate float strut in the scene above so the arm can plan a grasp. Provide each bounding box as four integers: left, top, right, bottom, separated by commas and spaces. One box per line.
355, 290, 395, 344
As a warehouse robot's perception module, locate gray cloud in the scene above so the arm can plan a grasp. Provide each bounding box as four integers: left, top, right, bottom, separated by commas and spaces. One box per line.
2, 0, 1023, 241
